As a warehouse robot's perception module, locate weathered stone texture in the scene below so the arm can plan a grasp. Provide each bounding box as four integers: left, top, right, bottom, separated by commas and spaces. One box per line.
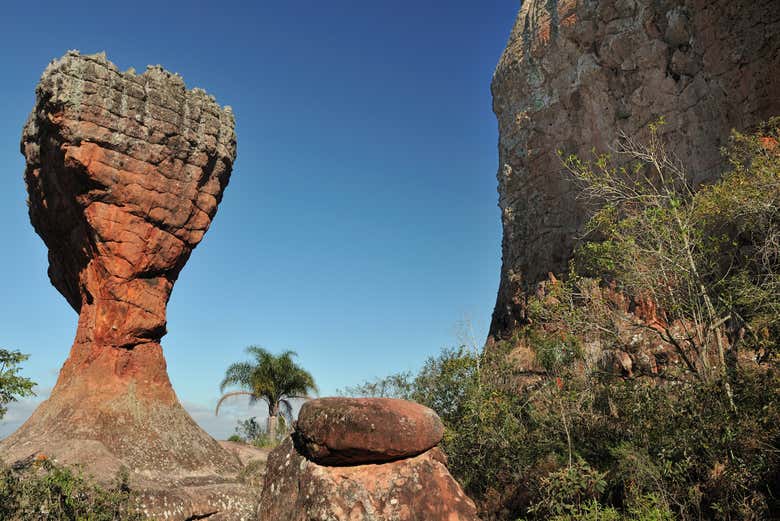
490, 0, 780, 338
23, 50, 234, 341
258, 398, 480, 521
296, 397, 444, 465
259, 439, 479, 521
0, 51, 253, 520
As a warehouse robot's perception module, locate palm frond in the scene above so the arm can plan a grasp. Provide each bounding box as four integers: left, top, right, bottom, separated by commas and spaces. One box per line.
219, 362, 254, 392
215, 390, 254, 415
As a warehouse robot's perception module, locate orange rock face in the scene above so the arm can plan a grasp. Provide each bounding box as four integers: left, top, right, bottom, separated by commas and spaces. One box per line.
0, 52, 254, 520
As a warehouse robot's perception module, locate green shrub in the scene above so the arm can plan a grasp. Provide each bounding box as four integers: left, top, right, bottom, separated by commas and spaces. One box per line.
534, 495, 673, 521
0, 458, 143, 520
337, 371, 414, 399
349, 339, 778, 520
528, 460, 607, 517
231, 416, 286, 448
234, 416, 264, 442
345, 121, 780, 520
251, 431, 281, 448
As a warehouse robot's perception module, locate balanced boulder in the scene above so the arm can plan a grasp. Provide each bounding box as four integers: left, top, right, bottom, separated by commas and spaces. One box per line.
296, 397, 444, 465
257, 397, 480, 521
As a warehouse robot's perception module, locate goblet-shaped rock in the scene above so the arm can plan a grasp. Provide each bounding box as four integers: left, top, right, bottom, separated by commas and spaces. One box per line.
1, 52, 253, 519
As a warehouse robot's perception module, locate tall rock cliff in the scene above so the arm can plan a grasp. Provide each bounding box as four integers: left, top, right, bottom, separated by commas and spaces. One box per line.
489, 0, 780, 339
0, 52, 254, 520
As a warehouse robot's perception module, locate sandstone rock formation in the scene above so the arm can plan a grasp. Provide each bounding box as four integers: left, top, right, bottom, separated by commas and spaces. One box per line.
490, 0, 780, 339
0, 51, 253, 520
296, 397, 444, 465
258, 398, 480, 521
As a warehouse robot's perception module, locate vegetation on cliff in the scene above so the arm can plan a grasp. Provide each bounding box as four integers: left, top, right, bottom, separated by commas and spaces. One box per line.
559, 117, 780, 380
346, 121, 780, 520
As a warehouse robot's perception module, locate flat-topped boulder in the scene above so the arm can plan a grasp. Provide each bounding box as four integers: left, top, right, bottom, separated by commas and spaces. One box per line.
296, 397, 444, 465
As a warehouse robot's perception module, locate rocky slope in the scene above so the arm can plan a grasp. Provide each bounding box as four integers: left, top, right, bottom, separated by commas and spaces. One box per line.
0, 51, 254, 520
490, 0, 780, 339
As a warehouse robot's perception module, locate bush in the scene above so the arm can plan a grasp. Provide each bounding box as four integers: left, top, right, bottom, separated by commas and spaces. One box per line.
231, 416, 287, 448
376, 344, 779, 520
562, 117, 780, 376
345, 121, 780, 520
233, 416, 264, 443
535, 495, 674, 521
528, 459, 608, 517
250, 431, 281, 448
0, 458, 143, 520
337, 371, 414, 399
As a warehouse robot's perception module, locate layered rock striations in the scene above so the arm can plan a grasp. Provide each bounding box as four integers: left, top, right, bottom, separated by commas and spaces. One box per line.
258, 398, 480, 521
0, 51, 253, 519
490, 0, 780, 339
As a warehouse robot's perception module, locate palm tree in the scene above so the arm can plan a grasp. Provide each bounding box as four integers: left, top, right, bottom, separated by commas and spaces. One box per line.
216, 346, 318, 440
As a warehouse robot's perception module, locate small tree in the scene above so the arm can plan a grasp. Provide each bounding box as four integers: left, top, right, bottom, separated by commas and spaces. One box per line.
560, 119, 724, 382
215, 346, 317, 440
337, 371, 414, 399
553, 117, 780, 409
0, 349, 35, 420
233, 417, 264, 443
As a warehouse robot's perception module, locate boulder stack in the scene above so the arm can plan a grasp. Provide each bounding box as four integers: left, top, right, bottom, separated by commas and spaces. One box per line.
257, 397, 480, 521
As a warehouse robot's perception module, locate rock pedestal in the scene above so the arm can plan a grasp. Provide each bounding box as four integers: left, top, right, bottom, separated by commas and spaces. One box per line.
258, 398, 480, 521
0, 52, 254, 520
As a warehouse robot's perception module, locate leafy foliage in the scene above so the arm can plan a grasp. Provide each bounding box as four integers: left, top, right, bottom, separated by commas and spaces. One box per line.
0, 459, 142, 520
0, 348, 36, 420
338, 371, 414, 399
349, 121, 780, 520
528, 459, 608, 517
368, 343, 779, 520
233, 416, 264, 442
232, 416, 288, 448
560, 118, 780, 381
694, 119, 780, 363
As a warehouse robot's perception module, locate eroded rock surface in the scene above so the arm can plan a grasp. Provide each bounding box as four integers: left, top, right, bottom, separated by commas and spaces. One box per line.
490, 0, 780, 338
0, 51, 253, 520
258, 399, 479, 521
296, 397, 444, 465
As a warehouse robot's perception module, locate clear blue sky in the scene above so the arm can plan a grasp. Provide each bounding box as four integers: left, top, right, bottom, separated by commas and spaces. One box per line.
0, 1, 517, 438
